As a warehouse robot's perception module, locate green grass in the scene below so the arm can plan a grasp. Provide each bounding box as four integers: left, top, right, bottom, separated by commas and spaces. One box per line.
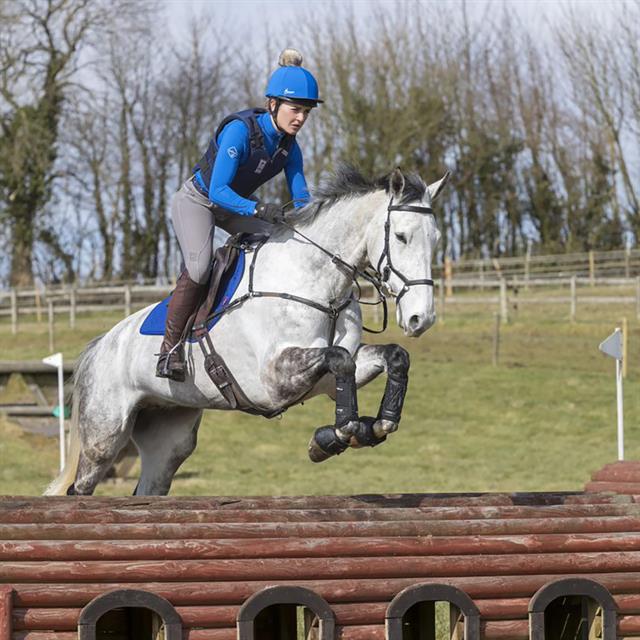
0, 293, 638, 496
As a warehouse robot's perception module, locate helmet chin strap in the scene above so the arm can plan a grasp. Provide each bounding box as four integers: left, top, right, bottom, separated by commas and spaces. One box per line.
268, 98, 288, 135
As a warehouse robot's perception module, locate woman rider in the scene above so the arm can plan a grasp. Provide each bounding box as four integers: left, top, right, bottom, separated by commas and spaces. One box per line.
157, 48, 322, 381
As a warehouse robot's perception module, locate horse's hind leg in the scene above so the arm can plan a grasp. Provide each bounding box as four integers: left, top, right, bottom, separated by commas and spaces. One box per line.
132, 407, 202, 496
73, 405, 139, 495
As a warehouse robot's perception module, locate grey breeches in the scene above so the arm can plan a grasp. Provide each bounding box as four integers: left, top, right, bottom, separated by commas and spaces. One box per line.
171, 179, 273, 284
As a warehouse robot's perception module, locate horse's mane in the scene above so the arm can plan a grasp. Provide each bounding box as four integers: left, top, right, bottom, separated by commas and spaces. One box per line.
288, 164, 428, 226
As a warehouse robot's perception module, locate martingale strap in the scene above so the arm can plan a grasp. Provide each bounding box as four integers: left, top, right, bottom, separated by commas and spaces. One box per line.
198, 236, 354, 347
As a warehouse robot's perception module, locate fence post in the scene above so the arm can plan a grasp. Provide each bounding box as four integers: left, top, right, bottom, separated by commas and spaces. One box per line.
439, 277, 445, 324
10, 288, 18, 335
625, 247, 631, 279
69, 288, 76, 329
124, 284, 132, 318
492, 312, 501, 366
622, 317, 628, 379
479, 262, 484, 291
570, 276, 577, 323
499, 279, 508, 324
35, 286, 42, 323
524, 243, 531, 292
444, 257, 453, 298
48, 300, 55, 352
589, 250, 595, 286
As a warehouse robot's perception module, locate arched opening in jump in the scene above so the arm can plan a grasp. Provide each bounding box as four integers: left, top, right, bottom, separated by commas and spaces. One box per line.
400, 600, 464, 640
94, 606, 165, 639
386, 584, 480, 640
77, 589, 182, 640
253, 603, 320, 639
236, 586, 335, 640
529, 579, 617, 640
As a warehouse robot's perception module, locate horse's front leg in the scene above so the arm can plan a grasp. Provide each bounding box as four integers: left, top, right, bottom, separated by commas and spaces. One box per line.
307, 345, 412, 463
309, 343, 410, 461
351, 342, 410, 438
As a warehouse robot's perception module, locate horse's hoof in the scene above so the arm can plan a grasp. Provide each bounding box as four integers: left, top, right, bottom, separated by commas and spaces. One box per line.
308, 425, 349, 463
353, 416, 387, 447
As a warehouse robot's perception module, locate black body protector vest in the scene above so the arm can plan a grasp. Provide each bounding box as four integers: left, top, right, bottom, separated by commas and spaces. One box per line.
194, 108, 295, 198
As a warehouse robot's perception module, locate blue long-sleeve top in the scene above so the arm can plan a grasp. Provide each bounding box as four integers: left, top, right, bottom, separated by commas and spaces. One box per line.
194, 111, 310, 216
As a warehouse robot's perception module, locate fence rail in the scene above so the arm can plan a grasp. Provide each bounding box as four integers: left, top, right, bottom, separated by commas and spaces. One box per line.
437, 248, 640, 282
1, 275, 639, 336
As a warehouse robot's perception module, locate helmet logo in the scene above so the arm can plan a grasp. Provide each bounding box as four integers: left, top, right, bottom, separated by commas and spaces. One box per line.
283, 89, 295, 95
227, 146, 238, 159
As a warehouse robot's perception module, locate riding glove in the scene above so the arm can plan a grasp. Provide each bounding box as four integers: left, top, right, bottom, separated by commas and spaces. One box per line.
254, 202, 284, 224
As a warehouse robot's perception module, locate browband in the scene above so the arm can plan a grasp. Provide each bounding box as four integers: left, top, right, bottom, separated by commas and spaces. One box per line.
388, 205, 434, 214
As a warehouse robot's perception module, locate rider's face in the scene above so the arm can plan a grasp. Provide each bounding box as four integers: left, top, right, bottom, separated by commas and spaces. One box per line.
272, 100, 312, 135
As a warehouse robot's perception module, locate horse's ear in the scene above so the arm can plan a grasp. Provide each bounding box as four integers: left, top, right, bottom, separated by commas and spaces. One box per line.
427, 171, 451, 202
390, 167, 405, 200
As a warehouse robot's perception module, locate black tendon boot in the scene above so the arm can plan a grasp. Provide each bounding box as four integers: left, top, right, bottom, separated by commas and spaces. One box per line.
156, 272, 206, 381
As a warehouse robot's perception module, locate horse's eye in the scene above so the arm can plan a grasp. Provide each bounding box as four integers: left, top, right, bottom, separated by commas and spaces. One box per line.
395, 232, 408, 245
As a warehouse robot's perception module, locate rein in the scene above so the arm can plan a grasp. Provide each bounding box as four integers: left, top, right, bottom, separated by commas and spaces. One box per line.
201, 196, 436, 344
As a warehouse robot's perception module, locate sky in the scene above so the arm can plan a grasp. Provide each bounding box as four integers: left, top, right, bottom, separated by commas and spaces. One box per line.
161, 0, 624, 41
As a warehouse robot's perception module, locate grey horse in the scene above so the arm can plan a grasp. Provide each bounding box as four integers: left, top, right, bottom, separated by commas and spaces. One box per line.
45, 166, 448, 496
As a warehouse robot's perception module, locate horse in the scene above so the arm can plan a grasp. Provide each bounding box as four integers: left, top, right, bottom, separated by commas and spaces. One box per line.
44, 166, 449, 496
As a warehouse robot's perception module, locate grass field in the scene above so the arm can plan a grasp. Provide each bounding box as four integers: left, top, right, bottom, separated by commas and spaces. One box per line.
1, 284, 638, 497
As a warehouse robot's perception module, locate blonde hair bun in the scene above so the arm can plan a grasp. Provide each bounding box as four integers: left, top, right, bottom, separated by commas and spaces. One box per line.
279, 48, 303, 67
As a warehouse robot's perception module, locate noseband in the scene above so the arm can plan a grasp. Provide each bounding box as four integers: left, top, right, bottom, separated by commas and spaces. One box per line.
375, 199, 436, 303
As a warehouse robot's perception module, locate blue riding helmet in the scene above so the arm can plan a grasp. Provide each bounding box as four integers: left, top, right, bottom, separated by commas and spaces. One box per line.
265, 65, 324, 106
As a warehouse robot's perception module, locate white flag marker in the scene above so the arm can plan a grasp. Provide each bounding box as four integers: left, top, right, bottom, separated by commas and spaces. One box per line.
43, 352, 65, 470
599, 329, 624, 461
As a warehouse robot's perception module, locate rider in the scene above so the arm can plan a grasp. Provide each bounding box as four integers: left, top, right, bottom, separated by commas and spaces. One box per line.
157, 48, 323, 381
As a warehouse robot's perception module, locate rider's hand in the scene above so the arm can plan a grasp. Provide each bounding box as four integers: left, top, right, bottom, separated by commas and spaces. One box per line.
254, 202, 284, 224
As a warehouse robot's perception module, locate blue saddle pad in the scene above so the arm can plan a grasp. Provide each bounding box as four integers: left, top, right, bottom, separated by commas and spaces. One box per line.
140, 251, 246, 340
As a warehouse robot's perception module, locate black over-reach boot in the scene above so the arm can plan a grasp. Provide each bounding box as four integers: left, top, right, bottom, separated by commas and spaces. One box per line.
156, 272, 206, 382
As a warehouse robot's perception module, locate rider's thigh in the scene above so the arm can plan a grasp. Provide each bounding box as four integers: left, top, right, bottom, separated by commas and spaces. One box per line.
171, 184, 215, 284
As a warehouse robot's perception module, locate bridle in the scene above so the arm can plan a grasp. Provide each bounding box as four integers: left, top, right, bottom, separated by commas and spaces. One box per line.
375, 197, 436, 304
223, 194, 438, 342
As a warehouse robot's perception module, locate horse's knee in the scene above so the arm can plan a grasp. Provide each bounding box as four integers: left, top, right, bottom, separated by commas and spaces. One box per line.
325, 346, 356, 377
384, 344, 410, 376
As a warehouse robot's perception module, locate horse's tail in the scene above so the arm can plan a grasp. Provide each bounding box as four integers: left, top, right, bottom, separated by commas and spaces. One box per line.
43, 336, 102, 496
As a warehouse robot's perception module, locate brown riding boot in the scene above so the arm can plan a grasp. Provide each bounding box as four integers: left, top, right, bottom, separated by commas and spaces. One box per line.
156, 271, 206, 382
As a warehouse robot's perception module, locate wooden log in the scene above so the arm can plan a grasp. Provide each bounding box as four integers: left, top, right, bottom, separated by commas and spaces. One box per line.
2, 501, 633, 525
12, 603, 393, 631
481, 620, 528, 640
11, 571, 640, 608
619, 616, 640, 635
13, 634, 77, 640
4, 551, 640, 583
0, 362, 74, 375
585, 481, 640, 495
591, 462, 640, 483
5, 531, 640, 562
4, 513, 640, 541
2, 491, 610, 511
0, 586, 12, 640
15, 592, 640, 633
336, 625, 385, 639
181, 630, 236, 640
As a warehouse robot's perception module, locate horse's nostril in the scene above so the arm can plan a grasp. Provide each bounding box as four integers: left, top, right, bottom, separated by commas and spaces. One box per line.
409, 314, 422, 330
